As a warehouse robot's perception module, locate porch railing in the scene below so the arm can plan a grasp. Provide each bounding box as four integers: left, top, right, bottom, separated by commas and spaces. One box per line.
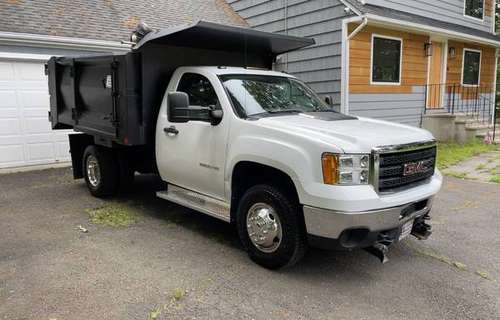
424, 83, 495, 125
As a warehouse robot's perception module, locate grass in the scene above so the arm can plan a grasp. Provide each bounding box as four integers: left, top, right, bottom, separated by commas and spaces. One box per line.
475, 163, 486, 171
490, 175, 500, 184
85, 203, 141, 227
445, 171, 468, 179
437, 140, 498, 170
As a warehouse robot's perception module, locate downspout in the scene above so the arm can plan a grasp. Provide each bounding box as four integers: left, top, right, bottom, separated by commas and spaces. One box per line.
284, 0, 289, 70
347, 17, 368, 40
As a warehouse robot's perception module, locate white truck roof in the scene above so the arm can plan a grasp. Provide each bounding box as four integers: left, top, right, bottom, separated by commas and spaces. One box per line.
179, 66, 296, 78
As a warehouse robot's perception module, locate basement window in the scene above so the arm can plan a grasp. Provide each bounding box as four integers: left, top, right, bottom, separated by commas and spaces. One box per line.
464, 0, 484, 20
462, 49, 481, 86
371, 35, 402, 85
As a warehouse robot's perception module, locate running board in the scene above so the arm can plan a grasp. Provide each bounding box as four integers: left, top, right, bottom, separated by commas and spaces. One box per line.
156, 185, 231, 222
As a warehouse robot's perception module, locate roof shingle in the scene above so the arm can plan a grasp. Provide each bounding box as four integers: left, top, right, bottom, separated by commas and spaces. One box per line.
0, 0, 248, 42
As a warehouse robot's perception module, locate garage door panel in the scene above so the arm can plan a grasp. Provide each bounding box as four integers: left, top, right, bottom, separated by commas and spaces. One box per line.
15, 63, 45, 80
0, 62, 15, 80
0, 119, 21, 135
27, 142, 55, 161
0, 145, 24, 164
0, 90, 17, 107
20, 90, 50, 108
24, 117, 52, 134
55, 141, 71, 160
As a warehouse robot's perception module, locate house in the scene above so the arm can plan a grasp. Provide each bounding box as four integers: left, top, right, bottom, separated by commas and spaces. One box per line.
226, 0, 500, 134
0, 0, 246, 170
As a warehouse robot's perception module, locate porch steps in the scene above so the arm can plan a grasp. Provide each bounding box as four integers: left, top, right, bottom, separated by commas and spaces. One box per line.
422, 112, 495, 143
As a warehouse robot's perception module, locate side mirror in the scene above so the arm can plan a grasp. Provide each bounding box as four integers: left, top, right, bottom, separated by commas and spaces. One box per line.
167, 91, 223, 125
167, 92, 190, 123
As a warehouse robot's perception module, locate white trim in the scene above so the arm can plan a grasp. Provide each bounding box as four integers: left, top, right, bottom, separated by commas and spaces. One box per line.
463, 0, 485, 22
0, 52, 52, 61
492, 49, 499, 124
365, 13, 500, 47
0, 31, 131, 52
491, 0, 497, 34
461, 48, 482, 86
370, 34, 403, 86
341, 15, 364, 114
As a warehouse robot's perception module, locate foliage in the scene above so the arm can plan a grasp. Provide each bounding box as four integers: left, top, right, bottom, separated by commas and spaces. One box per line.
436, 140, 498, 169
86, 204, 141, 227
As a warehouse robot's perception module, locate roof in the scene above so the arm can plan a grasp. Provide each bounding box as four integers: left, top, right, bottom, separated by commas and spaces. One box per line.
0, 0, 247, 42
178, 66, 295, 78
343, 1, 500, 44
134, 20, 315, 55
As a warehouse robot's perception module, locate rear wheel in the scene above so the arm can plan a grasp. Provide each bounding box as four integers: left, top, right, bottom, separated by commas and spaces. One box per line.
83, 145, 118, 197
236, 184, 307, 269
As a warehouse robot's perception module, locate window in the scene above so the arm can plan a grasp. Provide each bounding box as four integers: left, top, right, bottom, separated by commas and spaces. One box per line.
462, 49, 481, 86
220, 75, 329, 117
371, 35, 402, 84
464, 0, 484, 20
177, 73, 219, 107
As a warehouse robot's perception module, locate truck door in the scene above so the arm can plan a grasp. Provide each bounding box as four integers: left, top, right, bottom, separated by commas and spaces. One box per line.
156, 72, 229, 201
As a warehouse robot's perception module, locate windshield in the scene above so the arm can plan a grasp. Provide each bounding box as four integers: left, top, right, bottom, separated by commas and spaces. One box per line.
220, 74, 332, 117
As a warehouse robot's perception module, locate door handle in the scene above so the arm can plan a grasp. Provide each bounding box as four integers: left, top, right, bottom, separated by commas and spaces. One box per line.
164, 126, 179, 135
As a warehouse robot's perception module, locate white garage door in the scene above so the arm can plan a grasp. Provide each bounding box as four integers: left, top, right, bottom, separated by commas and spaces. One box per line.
0, 59, 70, 169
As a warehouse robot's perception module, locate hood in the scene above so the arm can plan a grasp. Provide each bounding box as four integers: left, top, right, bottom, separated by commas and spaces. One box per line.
255, 113, 435, 153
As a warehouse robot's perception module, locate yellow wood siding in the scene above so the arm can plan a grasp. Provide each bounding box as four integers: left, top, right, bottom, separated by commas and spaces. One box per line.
349, 24, 429, 94
446, 41, 496, 95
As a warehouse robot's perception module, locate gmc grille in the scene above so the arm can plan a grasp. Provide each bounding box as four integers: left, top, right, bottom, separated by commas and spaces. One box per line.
376, 145, 436, 193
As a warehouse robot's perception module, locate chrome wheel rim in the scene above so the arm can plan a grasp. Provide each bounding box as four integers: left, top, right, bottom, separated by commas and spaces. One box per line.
86, 155, 100, 187
246, 203, 282, 253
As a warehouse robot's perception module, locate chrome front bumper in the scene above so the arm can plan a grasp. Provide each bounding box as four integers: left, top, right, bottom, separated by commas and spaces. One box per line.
303, 197, 433, 240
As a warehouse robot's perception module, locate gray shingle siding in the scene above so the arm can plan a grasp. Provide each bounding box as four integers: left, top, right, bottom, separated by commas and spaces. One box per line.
349, 87, 427, 126
365, 0, 493, 33
227, 0, 352, 106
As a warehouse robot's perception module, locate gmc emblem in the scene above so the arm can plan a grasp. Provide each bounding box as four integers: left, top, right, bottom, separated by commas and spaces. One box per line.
403, 161, 428, 176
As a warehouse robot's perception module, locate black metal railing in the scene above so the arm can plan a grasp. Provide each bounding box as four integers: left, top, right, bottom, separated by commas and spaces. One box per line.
424, 83, 495, 125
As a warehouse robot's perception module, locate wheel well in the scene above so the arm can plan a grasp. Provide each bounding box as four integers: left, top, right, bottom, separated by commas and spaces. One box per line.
230, 161, 299, 223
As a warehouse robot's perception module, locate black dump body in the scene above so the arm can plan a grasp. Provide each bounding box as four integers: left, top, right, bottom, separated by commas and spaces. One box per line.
47, 21, 314, 147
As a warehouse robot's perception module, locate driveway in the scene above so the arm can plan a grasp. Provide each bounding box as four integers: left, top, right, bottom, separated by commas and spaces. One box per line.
1, 168, 499, 320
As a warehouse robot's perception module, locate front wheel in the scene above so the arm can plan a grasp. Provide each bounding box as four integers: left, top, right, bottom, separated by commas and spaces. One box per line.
236, 184, 307, 269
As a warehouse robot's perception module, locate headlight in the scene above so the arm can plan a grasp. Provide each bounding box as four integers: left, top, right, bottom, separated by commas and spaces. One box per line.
322, 153, 370, 185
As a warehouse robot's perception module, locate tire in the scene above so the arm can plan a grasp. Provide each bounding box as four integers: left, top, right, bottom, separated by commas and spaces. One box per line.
236, 184, 307, 269
82, 145, 118, 197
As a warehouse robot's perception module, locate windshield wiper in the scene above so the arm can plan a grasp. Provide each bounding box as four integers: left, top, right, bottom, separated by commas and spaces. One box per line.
267, 109, 303, 114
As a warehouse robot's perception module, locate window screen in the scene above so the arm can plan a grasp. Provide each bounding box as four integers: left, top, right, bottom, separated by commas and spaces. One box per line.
371, 37, 402, 84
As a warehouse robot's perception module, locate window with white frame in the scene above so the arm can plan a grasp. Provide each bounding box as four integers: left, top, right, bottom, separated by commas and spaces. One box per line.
462, 49, 481, 86
464, 0, 484, 20
371, 35, 402, 84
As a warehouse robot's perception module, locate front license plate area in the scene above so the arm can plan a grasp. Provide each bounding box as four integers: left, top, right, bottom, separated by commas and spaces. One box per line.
399, 220, 414, 241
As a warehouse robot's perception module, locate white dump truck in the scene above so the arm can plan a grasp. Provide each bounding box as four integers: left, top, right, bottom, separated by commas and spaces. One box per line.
47, 21, 442, 269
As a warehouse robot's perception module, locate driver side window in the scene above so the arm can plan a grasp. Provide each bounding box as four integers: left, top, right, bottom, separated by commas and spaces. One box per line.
177, 73, 219, 108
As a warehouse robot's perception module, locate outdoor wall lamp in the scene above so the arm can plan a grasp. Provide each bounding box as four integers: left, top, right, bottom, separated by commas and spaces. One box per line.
449, 47, 457, 58
424, 42, 433, 56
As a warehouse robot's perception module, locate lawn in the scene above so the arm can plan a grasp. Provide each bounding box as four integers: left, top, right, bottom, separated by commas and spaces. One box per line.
436, 140, 498, 170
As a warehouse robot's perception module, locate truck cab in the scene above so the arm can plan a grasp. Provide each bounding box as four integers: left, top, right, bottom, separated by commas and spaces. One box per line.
154, 66, 441, 268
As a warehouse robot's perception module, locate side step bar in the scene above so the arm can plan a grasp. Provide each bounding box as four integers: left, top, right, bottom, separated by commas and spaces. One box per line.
157, 185, 231, 222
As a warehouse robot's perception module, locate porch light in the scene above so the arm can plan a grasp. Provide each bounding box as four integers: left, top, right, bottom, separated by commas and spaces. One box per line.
424, 42, 433, 57
449, 47, 456, 59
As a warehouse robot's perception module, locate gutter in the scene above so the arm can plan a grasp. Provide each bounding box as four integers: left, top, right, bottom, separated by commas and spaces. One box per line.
0, 31, 131, 53
366, 13, 500, 47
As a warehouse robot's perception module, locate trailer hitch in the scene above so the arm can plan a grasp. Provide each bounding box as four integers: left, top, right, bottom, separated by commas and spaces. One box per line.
364, 231, 396, 264
411, 214, 432, 240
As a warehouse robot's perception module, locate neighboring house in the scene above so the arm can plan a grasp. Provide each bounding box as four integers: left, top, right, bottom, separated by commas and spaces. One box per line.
0, 0, 246, 170
227, 0, 500, 127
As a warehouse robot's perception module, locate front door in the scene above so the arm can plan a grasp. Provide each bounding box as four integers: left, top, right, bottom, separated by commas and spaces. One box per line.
427, 42, 444, 108
156, 71, 229, 201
